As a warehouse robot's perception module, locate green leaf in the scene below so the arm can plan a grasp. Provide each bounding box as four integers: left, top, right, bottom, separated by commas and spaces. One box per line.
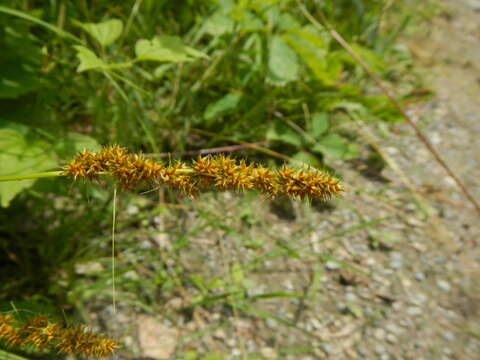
310, 112, 329, 137
204, 10, 234, 36
73, 45, 107, 72
312, 134, 358, 159
0, 128, 57, 207
204, 93, 242, 121
285, 26, 339, 84
135, 36, 208, 63
55, 132, 100, 158
267, 35, 299, 84
77, 19, 123, 47
291, 151, 321, 168
266, 121, 303, 148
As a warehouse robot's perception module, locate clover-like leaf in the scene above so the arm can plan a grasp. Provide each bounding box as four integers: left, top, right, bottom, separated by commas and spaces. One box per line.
0, 127, 56, 207
135, 36, 208, 63
73, 45, 107, 72
77, 19, 123, 47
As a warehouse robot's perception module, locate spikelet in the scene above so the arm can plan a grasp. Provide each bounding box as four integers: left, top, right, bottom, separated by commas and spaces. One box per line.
63, 146, 344, 200
0, 313, 117, 358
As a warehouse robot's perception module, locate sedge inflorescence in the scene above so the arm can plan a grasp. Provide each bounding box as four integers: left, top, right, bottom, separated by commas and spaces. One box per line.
0, 313, 117, 357
63, 145, 344, 199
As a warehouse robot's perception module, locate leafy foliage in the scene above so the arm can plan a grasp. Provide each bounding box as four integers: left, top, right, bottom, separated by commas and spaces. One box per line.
0, 0, 428, 358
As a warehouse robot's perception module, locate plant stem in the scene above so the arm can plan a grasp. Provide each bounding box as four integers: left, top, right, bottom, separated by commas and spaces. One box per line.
0, 171, 64, 182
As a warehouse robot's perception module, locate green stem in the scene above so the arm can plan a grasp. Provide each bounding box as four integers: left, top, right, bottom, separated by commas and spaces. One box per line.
0, 171, 64, 182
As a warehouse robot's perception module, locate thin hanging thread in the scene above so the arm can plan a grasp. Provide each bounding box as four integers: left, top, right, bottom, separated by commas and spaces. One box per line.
111, 186, 117, 314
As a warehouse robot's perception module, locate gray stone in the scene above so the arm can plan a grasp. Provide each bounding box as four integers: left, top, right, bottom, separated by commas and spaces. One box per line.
321, 343, 333, 354
374, 328, 386, 341
390, 260, 403, 269
437, 279, 451, 292
415, 272, 426, 281
443, 331, 456, 342
346, 292, 357, 302
265, 318, 277, 329
407, 307, 422, 316
325, 261, 339, 270
231, 348, 242, 357
386, 333, 397, 344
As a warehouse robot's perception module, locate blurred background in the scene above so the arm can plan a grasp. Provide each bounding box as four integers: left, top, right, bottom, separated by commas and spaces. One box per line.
0, 0, 479, 359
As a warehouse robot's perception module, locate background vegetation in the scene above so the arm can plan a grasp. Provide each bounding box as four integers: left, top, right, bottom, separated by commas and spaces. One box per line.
0, 0, 437, 359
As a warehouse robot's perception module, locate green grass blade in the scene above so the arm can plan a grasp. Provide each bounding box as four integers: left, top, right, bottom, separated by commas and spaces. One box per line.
0, 6, 81, 43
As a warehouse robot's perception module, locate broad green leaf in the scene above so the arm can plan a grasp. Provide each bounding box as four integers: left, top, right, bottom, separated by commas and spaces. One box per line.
204, 10, 234, 36
135, 36, 208, 63
291, 151, 321, 168
310, 112, 329, 138
204, 93, 242, 121
55, 132, 100, 158
267, 35, 299, 84
0, 128, 56, 207
73, 45, 107, 72
312, 134, 358, 159
77, 19, 123, 47
285, 26, 339, 84
266, 121, 303, 148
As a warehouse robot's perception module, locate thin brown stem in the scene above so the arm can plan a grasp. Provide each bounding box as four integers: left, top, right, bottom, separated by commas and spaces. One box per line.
297, 1, 480, 216
147, 141, 270, 158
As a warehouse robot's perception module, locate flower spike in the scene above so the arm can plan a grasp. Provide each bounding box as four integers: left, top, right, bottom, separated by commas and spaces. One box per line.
63, 146, 344, 200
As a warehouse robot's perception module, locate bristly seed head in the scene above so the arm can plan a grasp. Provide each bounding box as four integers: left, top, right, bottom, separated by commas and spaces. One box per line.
63, 146, 344, 200
0, 314, 117, 357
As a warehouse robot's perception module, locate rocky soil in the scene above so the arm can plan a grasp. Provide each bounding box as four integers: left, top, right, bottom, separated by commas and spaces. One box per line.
86, 1, 480, 359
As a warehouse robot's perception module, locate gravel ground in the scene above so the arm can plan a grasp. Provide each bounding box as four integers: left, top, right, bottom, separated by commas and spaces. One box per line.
87, 1, 480, 359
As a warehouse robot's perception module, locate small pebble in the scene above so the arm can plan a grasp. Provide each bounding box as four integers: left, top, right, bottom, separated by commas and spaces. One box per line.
437, 279, 451, 292
443, 331, 456, 342
337, 302, 348, 313
321, 343, 333, 354
346, 292, 357, 302
231, 348, 241, 357
357, 346, 368, 357
390, 260, 403, 269
412, 293, 427, 305
351, 243, 368, 252
265, 319, 277, 329
386, 323, 402, 335
407, 307, 422, 316
325, 261, 339, 270
415, 272, 426, 281
309, 318, 322, 330
386, 333, 397, 344
374, 328, 386, 341
226, 338, 237, 347
374, 344, 386, 355
260, 347, 276, 358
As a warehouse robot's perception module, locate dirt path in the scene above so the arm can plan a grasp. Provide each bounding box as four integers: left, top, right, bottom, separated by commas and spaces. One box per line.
92, 2, 480, 359
407, 0, 480, 203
